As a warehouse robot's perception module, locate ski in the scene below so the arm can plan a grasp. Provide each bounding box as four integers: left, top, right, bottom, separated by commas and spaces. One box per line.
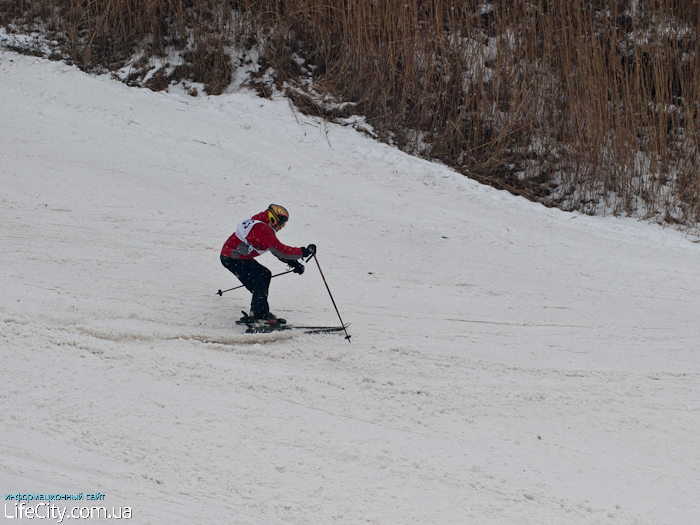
236, 311, 349, 335
289, 324, 349, 331
245, 323, 350, 334
289, 324, 350, 334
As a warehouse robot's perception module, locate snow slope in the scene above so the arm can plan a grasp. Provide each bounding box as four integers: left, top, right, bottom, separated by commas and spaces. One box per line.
1, 50, 699, 524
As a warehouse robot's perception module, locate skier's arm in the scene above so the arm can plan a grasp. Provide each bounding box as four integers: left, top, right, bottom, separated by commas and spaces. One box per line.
248, 224, 304, 261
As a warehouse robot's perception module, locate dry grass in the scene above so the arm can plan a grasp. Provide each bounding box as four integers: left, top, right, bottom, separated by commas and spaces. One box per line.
2, 0, 699, 225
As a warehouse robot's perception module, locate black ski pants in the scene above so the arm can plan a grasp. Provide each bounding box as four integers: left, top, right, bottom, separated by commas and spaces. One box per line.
220, 254, 271, 318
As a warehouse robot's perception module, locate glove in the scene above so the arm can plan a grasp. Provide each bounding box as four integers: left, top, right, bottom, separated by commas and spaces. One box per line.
288, 260, 305, 274
301, 244, 317, 258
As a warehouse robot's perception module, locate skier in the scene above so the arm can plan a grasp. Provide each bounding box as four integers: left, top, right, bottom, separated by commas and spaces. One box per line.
220, 204, 316, 326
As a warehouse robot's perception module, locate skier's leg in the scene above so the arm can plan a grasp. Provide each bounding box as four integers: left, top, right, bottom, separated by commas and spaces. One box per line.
248, 261, 272, 319
220, 255, 271, 318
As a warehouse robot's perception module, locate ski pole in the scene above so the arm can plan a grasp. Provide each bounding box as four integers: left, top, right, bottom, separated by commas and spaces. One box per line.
217, 256, 313, 296
312, 255, 351, 342
216, 269, 294, 296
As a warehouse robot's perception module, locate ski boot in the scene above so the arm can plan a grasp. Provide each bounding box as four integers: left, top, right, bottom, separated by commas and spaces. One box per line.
237, 311, 287, 328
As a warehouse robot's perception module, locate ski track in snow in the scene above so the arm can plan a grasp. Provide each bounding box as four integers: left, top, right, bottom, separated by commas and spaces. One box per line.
1, 50, 700, 524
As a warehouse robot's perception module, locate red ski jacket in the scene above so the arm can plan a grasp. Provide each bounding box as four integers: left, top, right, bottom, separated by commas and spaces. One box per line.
221, 210, 304, 261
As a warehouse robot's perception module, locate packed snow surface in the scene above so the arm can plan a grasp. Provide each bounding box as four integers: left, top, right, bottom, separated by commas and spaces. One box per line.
1, 50, 699, 524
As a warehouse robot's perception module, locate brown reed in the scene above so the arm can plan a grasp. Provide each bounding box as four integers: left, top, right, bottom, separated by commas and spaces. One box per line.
2, 0, 699, 225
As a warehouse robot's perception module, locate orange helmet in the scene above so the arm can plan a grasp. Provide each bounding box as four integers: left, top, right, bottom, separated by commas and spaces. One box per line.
268, 204, 289, 229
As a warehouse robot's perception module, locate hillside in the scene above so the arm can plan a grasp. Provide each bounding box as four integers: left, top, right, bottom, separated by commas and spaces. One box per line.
3, 2, 700, 225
